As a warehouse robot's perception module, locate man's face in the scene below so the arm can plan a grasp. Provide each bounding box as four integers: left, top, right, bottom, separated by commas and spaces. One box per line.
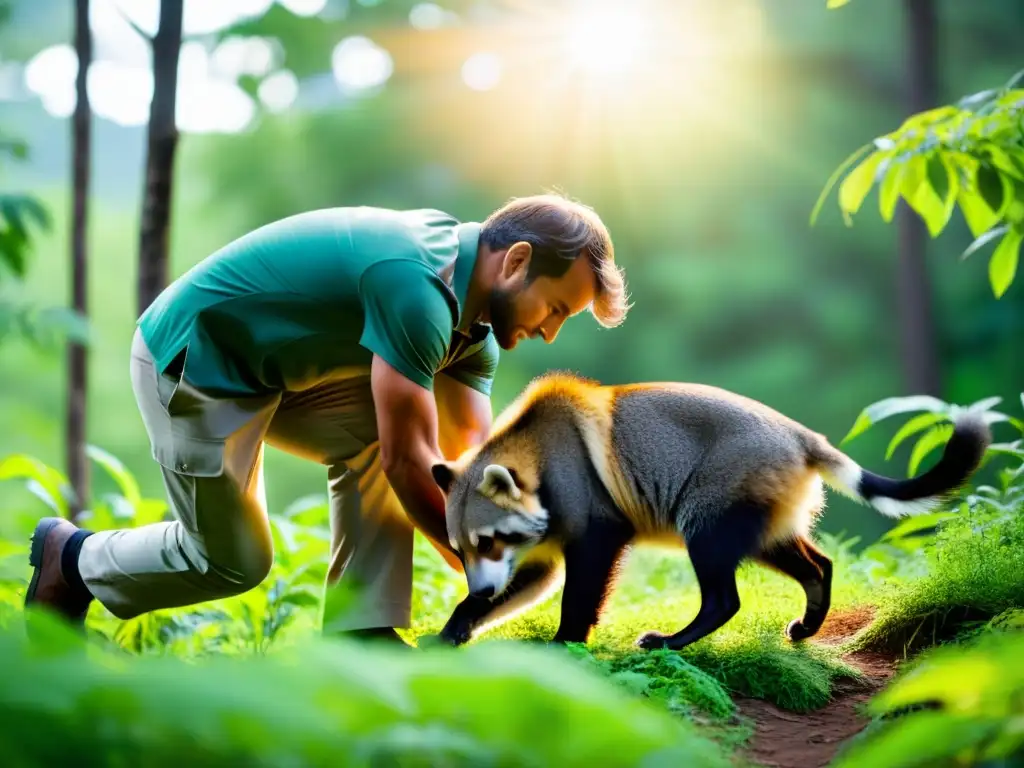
487, 244, 597, 350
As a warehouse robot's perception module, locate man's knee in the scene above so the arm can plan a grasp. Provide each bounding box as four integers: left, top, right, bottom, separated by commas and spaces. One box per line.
180, 520, 275, 598
206, 545, 274, 594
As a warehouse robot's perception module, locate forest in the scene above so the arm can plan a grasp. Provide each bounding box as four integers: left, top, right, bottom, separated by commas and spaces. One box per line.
1, 0, 1023, 765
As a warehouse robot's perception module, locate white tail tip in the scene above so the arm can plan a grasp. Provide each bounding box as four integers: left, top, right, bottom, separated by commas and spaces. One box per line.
870, 496, 942, 519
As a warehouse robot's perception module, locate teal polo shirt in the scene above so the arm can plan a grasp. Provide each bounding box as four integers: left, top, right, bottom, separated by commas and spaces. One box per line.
137, 207, 500, 398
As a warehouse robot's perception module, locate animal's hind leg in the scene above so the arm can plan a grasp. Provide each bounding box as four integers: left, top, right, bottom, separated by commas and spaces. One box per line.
636, 500, 768, 652
755, 536, 833, 642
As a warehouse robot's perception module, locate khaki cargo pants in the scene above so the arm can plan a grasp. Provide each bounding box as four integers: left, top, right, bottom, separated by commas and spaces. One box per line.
77, 328, 423, 632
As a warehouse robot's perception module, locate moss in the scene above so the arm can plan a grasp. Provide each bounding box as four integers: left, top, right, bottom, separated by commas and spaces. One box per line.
848, 513, 1024, 656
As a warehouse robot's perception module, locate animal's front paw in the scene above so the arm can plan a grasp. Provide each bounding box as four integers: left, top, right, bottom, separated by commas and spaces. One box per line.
785, 618, 812, 642
438, 620, 473, 647
636, 631, 671, 650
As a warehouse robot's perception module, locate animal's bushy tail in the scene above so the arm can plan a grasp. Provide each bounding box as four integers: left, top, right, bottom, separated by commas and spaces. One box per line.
810, 411, 992, 518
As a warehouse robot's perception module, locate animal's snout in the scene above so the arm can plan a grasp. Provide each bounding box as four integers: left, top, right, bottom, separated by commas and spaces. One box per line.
470, 585, 495, 599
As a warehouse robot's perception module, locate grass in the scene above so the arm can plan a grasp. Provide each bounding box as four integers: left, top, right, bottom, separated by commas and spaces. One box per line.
846, 510, 1024, 656
407, 542, 872, 716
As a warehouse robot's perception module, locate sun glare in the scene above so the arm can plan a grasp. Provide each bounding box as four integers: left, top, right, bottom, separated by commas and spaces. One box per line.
564, 5, 646, 76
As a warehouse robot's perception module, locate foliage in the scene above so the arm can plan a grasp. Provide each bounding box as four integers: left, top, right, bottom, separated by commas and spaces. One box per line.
841, 392, 1024, 474
812, 69, 1024, 298
0, 133, 89, 350
826, 388, 1024, 652
833, 628, 1024, 768
1, 611, 733, 768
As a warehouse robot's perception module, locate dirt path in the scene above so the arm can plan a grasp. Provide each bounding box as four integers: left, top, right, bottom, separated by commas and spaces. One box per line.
734, 607, 899, 768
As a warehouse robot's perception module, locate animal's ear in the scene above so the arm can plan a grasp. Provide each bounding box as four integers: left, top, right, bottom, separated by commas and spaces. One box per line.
477, 463, 522, 500
431, 462, 457, 494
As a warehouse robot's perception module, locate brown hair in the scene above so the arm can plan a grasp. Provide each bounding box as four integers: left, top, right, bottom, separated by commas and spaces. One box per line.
479, 192, 630, 328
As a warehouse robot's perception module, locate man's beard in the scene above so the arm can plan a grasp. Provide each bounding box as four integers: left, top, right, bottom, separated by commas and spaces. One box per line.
487, 287, 518, 349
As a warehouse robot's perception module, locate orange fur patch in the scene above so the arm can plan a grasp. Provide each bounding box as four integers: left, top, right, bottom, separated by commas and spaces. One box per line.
753, 467, 826, 548
481, 372, 655, 531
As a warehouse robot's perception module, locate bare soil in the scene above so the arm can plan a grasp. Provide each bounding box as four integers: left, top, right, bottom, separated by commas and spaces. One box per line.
734, 606, 899, 768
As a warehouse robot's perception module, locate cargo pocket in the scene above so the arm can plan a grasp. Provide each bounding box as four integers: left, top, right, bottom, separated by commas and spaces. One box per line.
153, 434, 226, 478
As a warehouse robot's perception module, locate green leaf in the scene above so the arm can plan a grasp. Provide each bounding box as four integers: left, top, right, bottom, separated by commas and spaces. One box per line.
989, 226, 1022, 298
961, 224, 1009, 261
977, 162, 1006, 215
133, 498, 169, 527
908, 423, 955, 476
925, 153, 949, 202
983, 145, 1024, 183
1004, 68, 1024, 90
904, 154, 953, 237
959, 179, 1002, 238
839, 152, 886, 222
810, 143, 873, 226
957, 88, 1000, 111
826, 0, 851, 7
880, 510, 955, 542
885, 412, 948, 460
842, 395, 950, 444
0, 454, 73, 516
879, 160, 904, 222
280, 588, 321, 608
86, 445, 142, 508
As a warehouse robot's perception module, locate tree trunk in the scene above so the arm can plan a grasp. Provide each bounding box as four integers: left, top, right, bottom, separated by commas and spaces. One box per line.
896, 0, 942, 396
137, 0, 182, 315
66, 0, 92, 522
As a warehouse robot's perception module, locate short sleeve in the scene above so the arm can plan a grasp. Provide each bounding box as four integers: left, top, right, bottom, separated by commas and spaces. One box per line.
358, 259, 456, 390
441, 332, 500, 397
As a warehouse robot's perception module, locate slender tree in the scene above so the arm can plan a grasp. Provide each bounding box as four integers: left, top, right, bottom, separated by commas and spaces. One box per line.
137, 0, 183, 315
895, 0, 941, 396
66, 0, 92, 521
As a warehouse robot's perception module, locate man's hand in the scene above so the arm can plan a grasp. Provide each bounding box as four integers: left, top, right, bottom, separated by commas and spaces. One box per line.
370, 354, 463, 572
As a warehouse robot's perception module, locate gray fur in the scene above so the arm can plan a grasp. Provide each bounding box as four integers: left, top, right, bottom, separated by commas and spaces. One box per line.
444, 385, 813, 569
609, 386, 809, 538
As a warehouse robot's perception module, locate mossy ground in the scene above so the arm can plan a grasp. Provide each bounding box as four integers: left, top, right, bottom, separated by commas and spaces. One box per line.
408, 543, 872, 727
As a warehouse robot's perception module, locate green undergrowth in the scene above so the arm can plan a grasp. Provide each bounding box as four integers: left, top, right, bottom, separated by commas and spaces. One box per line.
846, 507, 1024, 657
0, 610, 735, 768
831, 620, 1024, 768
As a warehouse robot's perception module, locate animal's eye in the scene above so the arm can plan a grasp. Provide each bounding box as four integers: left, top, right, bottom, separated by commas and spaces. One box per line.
496, 531, 529, 546
477, 535, 494, 554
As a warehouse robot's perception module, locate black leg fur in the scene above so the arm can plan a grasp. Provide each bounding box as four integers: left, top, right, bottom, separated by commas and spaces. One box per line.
438, 561, 559, 646
755, 536, 833, 642
552, 519, 633, 644
637, 500, 768, 651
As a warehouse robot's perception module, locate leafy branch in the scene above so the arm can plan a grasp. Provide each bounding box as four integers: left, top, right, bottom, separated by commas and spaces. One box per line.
812, 70, 1024, 298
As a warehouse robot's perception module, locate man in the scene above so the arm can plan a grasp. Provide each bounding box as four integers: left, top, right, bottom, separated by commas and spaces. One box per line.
24, 193, 629, 645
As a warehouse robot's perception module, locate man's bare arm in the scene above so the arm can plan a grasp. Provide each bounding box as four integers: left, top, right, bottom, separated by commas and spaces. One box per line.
433, 372, 493, 461
370, 354, 461, 570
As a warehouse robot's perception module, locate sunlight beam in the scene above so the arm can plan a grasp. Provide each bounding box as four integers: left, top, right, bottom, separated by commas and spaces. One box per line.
564, 4, 646, 77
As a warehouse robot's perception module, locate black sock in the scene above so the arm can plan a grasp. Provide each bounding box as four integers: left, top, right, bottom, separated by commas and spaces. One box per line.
60, 529, 95, 604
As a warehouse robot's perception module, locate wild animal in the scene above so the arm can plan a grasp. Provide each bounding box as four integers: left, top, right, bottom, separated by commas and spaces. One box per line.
430, 372, 991, 650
